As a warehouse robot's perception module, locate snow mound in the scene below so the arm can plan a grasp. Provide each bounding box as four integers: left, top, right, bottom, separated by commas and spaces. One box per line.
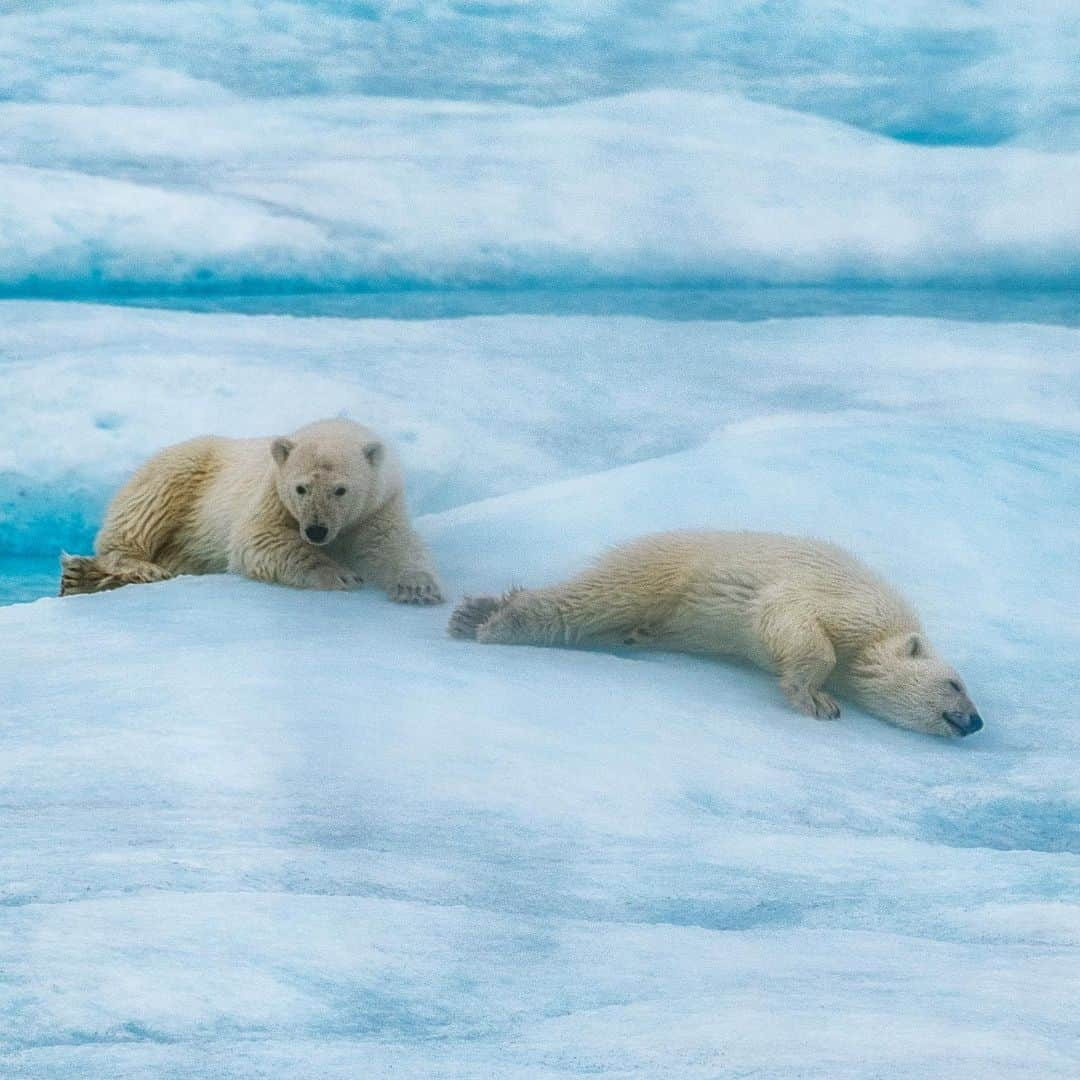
3, 303, 1079, 561
2, 409, 1077, 1075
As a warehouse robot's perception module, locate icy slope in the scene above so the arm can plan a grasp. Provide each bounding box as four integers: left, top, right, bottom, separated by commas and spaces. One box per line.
3, 301, 1079, 560
2, 411, 1077, 1078
2, 304, 1076, 1074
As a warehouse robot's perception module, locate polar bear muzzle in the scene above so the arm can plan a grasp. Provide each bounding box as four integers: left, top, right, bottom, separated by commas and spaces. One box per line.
942, 710, 983, 736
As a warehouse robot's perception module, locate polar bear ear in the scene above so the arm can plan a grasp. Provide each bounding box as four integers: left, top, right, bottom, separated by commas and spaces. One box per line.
363, 441, 384, 466
270, 437, 294, 465
902, 632, 925, 658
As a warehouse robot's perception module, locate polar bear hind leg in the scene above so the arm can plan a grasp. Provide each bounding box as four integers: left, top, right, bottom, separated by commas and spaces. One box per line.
448, 592, 518, 640
59, 552, 174, 596
450, 582, 643, 647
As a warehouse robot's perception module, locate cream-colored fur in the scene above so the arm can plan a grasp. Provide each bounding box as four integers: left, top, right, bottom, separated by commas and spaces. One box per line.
60, 418, 443, 603
449, 530, 982, 737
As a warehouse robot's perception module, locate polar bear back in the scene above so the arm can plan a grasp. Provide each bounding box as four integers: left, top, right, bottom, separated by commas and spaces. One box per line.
591, 530, 920, 661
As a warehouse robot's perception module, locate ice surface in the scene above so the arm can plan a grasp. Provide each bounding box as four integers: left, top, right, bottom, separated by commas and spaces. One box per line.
3, 91, 1080, 295
3, 1, 1079, 1073
3, 302, 1079, 558
2, 2, 1078, 296
1, 304, 1078, 1077
2, 2, 1078, 146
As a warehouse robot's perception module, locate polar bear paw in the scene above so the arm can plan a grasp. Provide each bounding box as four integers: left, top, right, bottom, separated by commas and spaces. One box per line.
60, 553, 173, 596
305, 563, 364, 591
448, 594, 507, 638
390, 569, 445, 605
789, 688, 841, 720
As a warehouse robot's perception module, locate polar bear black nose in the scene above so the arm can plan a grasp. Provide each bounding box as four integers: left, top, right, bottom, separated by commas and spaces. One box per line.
944, 710, 983, 736
305, 524, 329, 543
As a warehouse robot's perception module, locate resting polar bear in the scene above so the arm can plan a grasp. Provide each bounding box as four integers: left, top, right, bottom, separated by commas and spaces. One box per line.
60, 418, 443, 603
450, 530, 982, 737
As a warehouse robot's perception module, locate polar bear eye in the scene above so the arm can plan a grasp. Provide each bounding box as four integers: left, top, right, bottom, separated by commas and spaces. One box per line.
948, 679, 963, 693
334, 486, 347, 497
295, 485, 308, 495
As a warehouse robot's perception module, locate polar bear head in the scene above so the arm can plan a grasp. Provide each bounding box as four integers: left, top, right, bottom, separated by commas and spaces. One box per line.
849, 632, 983, 738
270, 418, 400, 546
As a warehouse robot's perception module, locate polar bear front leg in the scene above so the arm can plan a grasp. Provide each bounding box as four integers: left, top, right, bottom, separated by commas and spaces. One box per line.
350, 496, 444, 605
758, 602, 841, 720
229, 527, 362, 591
777, 652, 841, 720
383, 524, 444, 605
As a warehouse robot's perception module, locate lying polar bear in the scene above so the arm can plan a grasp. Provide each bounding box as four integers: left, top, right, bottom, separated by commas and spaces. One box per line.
60, 418, 443, 604
449, 530, 982, 737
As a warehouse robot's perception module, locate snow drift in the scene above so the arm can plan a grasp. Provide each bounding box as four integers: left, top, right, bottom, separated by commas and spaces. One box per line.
1, 302, 1077, 1077
2, 417, 1077, 1076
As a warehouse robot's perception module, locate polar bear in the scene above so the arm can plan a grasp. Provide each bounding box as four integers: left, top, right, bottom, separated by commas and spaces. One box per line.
60, 418, 444, 603
449, 530, 982, 737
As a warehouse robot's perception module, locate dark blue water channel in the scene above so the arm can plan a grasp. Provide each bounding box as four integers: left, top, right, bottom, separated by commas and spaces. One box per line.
47, 284, 1080, 327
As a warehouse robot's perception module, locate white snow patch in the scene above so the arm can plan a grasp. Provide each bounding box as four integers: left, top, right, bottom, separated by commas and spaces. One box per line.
2, 91, 1080, 291
1, 365, 1077, 1073
2, 303, 1078, 557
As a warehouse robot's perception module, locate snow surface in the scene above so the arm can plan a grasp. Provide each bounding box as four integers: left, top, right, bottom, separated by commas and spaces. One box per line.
1, 304, 1078, 1077
3, 1, 1078, 146
3, 302, 1080, 557
3, 3, 1079, 297
3, 1, 1079, 1074
2, 1, 1080, 296
3, 2, 1078, 295
3, 90, 1080, 294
